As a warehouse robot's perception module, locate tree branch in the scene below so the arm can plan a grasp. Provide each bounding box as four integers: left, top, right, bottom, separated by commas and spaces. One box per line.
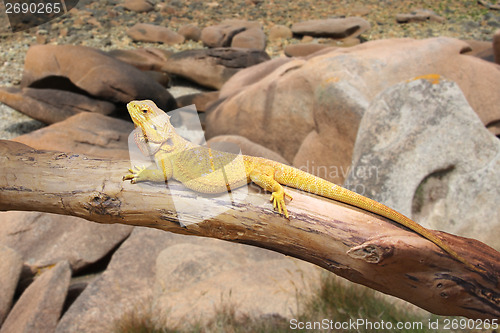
0, 140, 498, 319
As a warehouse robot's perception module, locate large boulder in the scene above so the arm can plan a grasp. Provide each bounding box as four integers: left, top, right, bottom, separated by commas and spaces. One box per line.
107, 48, 172, 72
346, 78, 500, 249
201, 19, 261, 48
0, 211, 132, 273
21, 44, 177, 111
206, 38, 500, 182
0, 261, 71, 333
13, 112, 133, 159
207, 135, 289, 164
0, 87, 115, 124
153, 243, 321, 327
55, 227, 322, 331
0, 246, 23, 326
231, 27, 266, 50
291, 17, 371, 39
163, 48, 270, 89
55, 227, 174, 333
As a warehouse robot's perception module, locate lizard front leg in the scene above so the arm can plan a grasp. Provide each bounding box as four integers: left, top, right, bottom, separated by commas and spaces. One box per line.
123, 158, 173, 183
249, 166, 293, 218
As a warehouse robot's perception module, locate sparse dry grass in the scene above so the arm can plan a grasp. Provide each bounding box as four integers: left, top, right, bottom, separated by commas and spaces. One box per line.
113, 272, 486, 333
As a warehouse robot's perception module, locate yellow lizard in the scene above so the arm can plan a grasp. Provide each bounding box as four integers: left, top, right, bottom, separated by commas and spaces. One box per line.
123, 100, 481, 274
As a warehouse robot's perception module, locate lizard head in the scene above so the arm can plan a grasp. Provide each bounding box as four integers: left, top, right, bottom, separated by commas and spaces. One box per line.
127, 100, 173, 144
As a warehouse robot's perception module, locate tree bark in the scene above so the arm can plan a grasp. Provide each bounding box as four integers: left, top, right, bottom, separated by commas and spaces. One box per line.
0, 140, 498, 319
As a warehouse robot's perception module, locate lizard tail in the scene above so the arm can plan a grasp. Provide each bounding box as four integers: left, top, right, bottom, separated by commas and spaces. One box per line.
275, 164, 483, 274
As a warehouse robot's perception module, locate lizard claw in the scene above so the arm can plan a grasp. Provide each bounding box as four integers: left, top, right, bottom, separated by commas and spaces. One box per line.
270, 190, 292, 219
123, 165, 147, 184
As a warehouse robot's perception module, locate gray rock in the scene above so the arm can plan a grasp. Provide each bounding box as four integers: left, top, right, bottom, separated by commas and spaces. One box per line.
0, 211, 132, 273
0, 261, 71, 333
291, 17, 371, 39
13, 112, 133, 159
346, 78, 500, 249
0, 246, 23, 326
21, 44, 177, 111
0, 87, 115, 124
55, 227, 177, 333
163, 48, 270, 89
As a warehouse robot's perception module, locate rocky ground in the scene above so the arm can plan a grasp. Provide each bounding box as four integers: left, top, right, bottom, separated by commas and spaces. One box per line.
1, 0, 499, 86
0, 0, 498, 139
0, 0, 500, 331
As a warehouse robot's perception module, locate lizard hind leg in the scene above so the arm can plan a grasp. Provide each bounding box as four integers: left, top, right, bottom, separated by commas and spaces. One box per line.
249, 167, 293, 218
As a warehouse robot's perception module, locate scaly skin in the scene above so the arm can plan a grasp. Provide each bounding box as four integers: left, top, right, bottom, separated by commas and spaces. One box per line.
123, 100, 482, 274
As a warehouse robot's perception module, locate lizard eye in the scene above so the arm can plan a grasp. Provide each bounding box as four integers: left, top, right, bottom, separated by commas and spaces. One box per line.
141, 108, 148, 114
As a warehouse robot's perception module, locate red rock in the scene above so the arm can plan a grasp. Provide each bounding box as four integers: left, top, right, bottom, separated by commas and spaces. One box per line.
107, 47, 172, 71
0, 86, 115, 124
207, 135, 289, 164
176, 91, 220, 112
21, 44, 177, 111
268, 25, 292, 41
206, 58, 311, 161
14, 112, 133, 159
462, 40, 494, 63
291, 17, 370, 39
396, 9, 446, 23
0, 261, 70, 333
284, 43, 334, 57
219, 57, 293, 99
127, 23, 185, 45
0, 246, 23, 326
144, 70, 171, 87
0, 211, 133, 273
178, 24, 201, 42
206, 38, 500, 170
231, 27, 266, 50
54, 228, 175, 333
122, 0, 154, 12
201, 19, 261, 48
163, 48, 270, 89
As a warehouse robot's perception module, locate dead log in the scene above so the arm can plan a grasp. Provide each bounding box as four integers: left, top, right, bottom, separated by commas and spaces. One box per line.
0, 140, 498, 319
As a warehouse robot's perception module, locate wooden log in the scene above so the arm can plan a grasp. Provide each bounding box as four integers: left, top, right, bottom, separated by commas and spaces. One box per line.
0, 140, 498, 318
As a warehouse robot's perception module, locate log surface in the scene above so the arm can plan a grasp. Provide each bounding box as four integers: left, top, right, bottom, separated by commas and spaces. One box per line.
0, 140, 498, 319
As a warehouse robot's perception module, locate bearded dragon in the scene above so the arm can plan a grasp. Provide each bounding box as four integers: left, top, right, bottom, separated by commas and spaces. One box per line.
123, 100, 481, 274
